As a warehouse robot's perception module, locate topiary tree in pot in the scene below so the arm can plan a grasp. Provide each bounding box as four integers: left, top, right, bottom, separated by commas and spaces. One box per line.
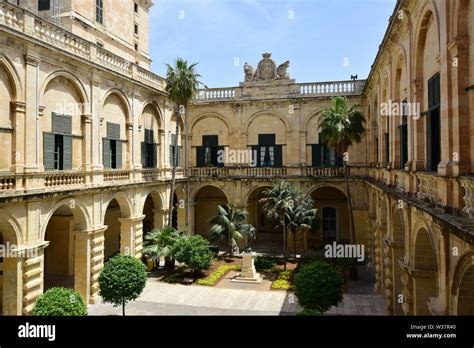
32, 288, 87, 316
294, 261, 343, 315
98, 255, 147, 316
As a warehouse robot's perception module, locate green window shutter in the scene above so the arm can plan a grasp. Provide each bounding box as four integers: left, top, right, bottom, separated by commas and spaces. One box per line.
169, 145, 174, 166
274, 145, 283, 167
114, 124, 121, 140
203, 135, 218, 147
258, 134, 275, 146
63, 135, 73, 170
251, 145, 260, 167
107, 123, 114, 139
115, 141, 123, 169
52, 113, 63, 133
63, 115, 72, 135
145, 129, 154, 144
103, 138, 111, 168
141, 142, 147, 168
312, 144, 322, 167
152, 144, 158, 168
44, 132, 56, 170
196, 147, 205, 167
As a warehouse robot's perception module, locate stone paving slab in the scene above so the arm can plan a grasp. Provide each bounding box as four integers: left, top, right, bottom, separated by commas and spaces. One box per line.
88, 278, 387, 316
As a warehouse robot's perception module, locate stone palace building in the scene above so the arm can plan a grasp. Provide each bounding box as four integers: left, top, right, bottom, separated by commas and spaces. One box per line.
0, 0, 473, 316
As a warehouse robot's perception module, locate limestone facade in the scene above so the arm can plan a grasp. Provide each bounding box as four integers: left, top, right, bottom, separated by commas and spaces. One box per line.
0, 0, 473, 316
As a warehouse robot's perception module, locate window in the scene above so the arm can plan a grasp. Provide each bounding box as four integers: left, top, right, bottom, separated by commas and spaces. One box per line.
38, 0, 50, 11
385, 113, 390, 164
134, 43, 139, 51
312, 133, 342, 167
399, 99, 408, 169
196, 135, 223, 167
322, 207, 337, 243
169, 134, 181, 167
252, 134, 282, 167
103, 123, 122, 169
44, 113, 72, 171
141, 129, 157, 168
134, 3, 139, 13
426, 73, 441, 171
96, 0, 103, 24
134, 24, 139, 35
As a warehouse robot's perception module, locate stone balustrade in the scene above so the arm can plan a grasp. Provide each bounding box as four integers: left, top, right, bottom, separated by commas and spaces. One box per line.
103, 170, 130, 183
417, 172, 438, 203
298, 80, 365, 97
305, 166, 344, 177
44, 172, 86, 188
190, 166, 346, 178
0, 1, 165, 92
195, 88, 236, 101
460, 177, 474, 218
0, 174, 16, 192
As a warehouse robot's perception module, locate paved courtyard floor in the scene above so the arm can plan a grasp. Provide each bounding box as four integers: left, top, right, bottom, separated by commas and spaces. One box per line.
88, 265, 387, 316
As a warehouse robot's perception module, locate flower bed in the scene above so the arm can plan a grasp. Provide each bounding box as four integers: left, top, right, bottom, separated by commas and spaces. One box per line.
195, 265, 241, 286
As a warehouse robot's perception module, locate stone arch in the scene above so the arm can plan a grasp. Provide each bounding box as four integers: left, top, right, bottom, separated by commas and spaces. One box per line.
391, 203, 407, 243
102, 89, 132, 124
193, 185, 229, 241
191, 112, 231, 135
40, 70, 88, 106
307, 183, 347, 198
41, 198, 91, 241
140, 100, 164, 128
0, 209, 22, 245
191, 183, 230, 203
190, 113, 231, 157
141, 189, 165, 234
303, 109, 324, 132
245, 110, 291, 144
452, 0, 470, 39
412, 226, 438, 315
451, 253, 474, 315
0, 55, 22, 101
102, 192, 133, 222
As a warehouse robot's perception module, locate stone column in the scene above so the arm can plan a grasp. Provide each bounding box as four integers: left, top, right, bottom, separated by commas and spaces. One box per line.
89, 226, 107, 304
2, 256, 23, 315
126, 123, 134, 171
73, 228, 101, 305
81, 114, 92, 174
11, 101, 26, 174
409, 79, 425, 172
119, 216, 145, 258
159, 129, 165, 168
24, 52, 41, 172
21, 243, 48, 315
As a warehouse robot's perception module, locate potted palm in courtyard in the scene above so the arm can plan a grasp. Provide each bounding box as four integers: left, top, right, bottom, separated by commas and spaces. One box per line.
209, 204, 256, 257
143, 227, 181, 270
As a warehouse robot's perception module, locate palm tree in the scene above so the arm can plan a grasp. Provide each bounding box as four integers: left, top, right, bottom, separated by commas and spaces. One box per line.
286, 194, 317, 257
209, 204, 256, 257
165, 58, 202, 227
318, 96, 366, 246
143, 227, 181, 270
260, 181, 297, 270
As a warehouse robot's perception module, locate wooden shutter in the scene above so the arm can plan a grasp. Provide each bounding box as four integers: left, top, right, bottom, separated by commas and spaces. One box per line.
196, 147, 205, 167
115, 141, 122, 169
251, 145, 260, 167
107, 123, 114, 139
274, 145, 283, 167
63, 135, 73, 170
141, 142, 147, 168
44, 133, 56, 170
258, 134, 275, 146
103, 139, 111, 168
63, 115, 72, 134
52, 113, 62, 133
312, 144, 322, 167
152, 144, 158, 168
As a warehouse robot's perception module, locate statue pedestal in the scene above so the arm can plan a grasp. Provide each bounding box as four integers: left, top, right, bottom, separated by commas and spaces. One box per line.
232, 252, 263, 284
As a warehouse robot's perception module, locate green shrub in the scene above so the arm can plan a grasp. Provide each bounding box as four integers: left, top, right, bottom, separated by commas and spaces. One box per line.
32, 288, 87, 316
271, 269, 294, 290
98, 255, 147, 316
195, 265, 241, 286
254, 256, 277, 271
171, 235, 214, 272
294, 261, 343, 314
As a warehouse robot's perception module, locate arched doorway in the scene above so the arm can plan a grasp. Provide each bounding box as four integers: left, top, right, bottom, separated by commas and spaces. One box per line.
413, 228, 438, 315
194, 186, 228, 245
456, 265, 474, 315
247, 186, 277, 253
43, 203, 88, 292
309, 186, 348, 247
142, 192, 164, 234
103, 199, 122, 260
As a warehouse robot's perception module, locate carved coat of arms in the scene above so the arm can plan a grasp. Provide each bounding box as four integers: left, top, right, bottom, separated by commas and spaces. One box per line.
243, 53, 290, 82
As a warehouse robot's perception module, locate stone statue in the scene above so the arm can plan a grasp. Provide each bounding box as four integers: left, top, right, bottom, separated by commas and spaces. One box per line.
277, 60, 290, 79
243, 62, 256, 82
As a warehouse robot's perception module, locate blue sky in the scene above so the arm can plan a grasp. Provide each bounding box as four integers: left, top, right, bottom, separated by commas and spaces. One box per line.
149, 0, 396, 87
